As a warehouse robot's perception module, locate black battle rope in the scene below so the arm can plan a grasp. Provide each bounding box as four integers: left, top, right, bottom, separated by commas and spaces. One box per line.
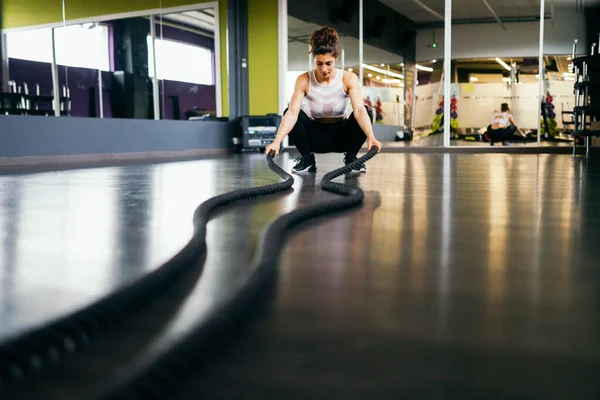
0, 157, 294, 390
97, 147, 379, 400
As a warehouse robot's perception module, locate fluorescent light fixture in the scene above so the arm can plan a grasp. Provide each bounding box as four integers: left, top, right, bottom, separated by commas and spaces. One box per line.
416, 64, 433, 72
382, 78, 402, 83
361, 64, 404, 79
400, 63, 404, 67
469, 76, 478, 82
495, 57, 511, 71
432, 59, 437, 63
348, 68, 353, 72
380, 63, 385, 66
367, 73, 373, 78
567, 56, 572, 60
376, 76, 381, 80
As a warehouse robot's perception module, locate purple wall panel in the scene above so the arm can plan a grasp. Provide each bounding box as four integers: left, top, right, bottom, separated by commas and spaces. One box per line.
9, 58, 113, 118
160, 80, 216, 120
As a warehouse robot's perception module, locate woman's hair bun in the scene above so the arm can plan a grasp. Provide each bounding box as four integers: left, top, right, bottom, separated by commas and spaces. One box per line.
309, 26, 339, 58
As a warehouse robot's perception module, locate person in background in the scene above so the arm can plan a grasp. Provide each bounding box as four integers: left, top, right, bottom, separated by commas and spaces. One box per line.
375, 97, 384, 124
486, 103, 528, 146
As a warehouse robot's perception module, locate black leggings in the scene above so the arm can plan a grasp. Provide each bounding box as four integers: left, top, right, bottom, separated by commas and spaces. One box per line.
285, 105, 373, 156
487, 125, 517, 142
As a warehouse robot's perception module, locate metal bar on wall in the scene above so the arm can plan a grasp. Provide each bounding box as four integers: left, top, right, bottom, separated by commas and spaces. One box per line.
213, 3, 222, 117
98, 70, 104, 118
411, 65, 418, 131
510, 63, 517, 112
537, 0, 545, 146
150, 15, 160, 120
278, 0, 289, 146
0, 0, 7, 94
443, 0, 451, 146
359, 0, 363, 88
1, 33, 8, 93
0, 0, 3, 93
51, 29, 61, 117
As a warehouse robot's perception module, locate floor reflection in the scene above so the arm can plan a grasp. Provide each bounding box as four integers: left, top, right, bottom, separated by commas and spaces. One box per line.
0, 151, 599, 399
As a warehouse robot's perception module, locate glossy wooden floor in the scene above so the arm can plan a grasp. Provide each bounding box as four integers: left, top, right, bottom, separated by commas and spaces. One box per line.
2, 151, 600, 399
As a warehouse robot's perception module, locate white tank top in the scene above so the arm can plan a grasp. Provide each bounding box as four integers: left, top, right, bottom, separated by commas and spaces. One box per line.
301, 69, 351, 119
491, 112, 510, 127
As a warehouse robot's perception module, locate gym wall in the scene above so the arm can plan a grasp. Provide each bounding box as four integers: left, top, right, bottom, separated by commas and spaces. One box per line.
247, 0, 279, 116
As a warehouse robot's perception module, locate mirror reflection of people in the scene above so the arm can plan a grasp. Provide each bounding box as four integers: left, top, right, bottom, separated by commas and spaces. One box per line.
375, 97, 384, 124
486, 103, 527, 146
265, 26, 382, 173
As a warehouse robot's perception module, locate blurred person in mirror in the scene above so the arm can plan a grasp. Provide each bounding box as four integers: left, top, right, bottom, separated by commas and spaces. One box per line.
485, 103, 529, 146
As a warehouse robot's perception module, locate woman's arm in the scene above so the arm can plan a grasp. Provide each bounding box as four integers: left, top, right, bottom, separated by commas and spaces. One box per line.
508, 114, 526, 137
265, 74, 308, 157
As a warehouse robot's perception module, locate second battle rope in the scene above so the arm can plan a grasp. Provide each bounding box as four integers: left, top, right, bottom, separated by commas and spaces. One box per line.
98, 146, 379, 400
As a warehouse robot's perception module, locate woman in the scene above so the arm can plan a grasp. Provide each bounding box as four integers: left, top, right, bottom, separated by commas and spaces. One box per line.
486, 103, 527, 146
265, 26, 382, 173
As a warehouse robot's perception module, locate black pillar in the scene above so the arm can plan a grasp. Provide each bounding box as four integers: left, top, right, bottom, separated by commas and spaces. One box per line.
111, 18, 153, 119
228, 0, 249, 119
585, 6, 600, 106
585, 5, 600, 57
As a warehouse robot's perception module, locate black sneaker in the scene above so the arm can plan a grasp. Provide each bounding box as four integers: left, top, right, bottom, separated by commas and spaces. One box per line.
343, 153, 366, 173
292, 153, 316, 173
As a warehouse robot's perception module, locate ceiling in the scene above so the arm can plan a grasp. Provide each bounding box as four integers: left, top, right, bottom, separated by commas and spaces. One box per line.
154, 5, 578, 80
287, 16, 404, 71
378, 0, 578, 24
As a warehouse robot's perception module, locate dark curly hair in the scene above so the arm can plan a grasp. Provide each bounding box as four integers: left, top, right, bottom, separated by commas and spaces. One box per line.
309, 26, 339, 58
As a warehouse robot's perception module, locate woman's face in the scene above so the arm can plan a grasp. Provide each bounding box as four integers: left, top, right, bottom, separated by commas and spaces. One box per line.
315, 53, 336, 79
